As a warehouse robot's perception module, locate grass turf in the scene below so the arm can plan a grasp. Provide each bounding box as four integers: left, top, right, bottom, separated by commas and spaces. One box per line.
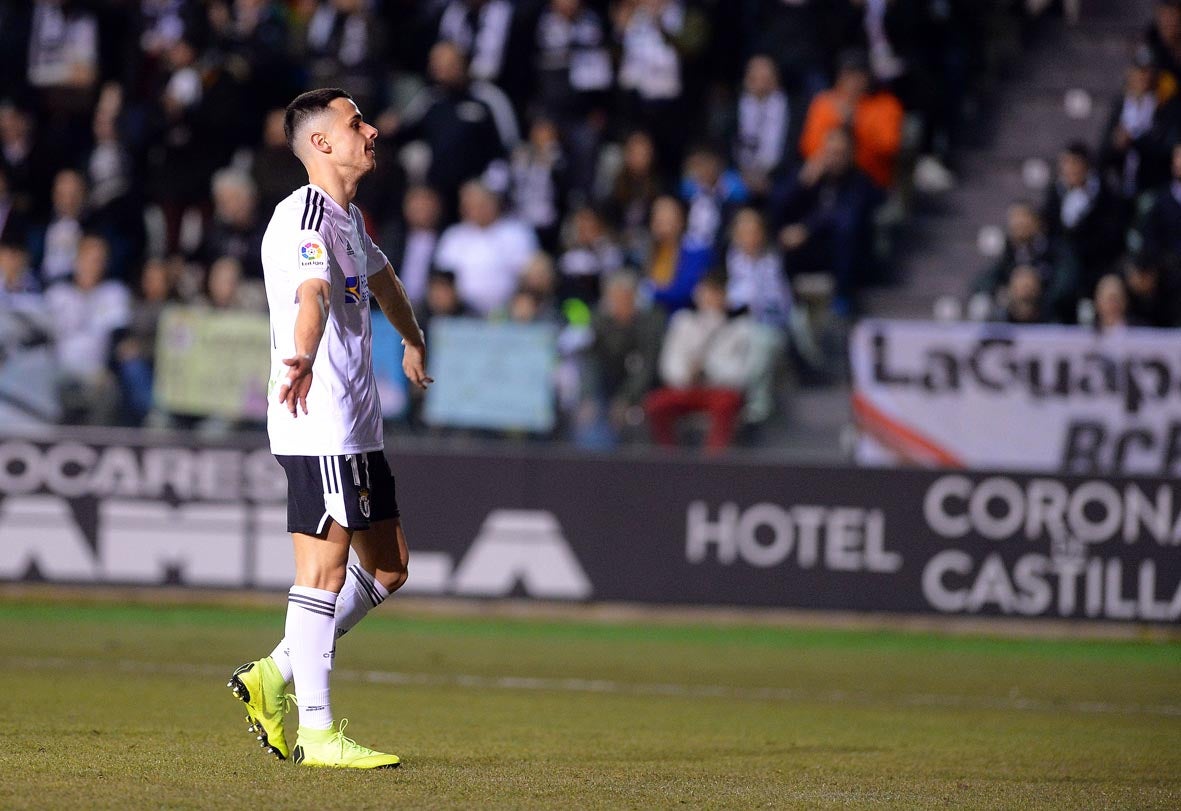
0, 600, 1177, 810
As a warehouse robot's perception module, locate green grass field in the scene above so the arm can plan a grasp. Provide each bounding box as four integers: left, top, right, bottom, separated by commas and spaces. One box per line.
0, 598, 1178, 810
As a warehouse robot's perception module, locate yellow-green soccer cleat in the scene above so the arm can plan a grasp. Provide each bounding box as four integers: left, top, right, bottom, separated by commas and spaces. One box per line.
292, 720, 401, 769
227, 658, 291, 760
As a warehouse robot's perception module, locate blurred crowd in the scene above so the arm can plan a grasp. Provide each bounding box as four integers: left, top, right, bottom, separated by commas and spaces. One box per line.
0, 0, 1052, 448
969, 0, 1181, 332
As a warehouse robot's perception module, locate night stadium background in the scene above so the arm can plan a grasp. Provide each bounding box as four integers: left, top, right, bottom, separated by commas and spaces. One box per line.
0, 1, 1177, 808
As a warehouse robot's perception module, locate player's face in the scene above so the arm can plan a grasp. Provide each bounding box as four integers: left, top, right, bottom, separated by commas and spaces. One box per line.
326, 98, 378, 175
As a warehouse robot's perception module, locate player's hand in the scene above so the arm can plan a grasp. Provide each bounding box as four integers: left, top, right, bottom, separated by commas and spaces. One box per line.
402, 342, 433, 390
279, 353, 314, 416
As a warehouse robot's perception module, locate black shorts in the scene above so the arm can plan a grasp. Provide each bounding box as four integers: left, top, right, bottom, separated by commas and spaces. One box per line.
275, 451, 399, 535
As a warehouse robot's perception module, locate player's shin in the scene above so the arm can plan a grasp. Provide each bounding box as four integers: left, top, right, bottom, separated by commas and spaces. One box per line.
269, 565, 388, 682
285, 585, 339, 731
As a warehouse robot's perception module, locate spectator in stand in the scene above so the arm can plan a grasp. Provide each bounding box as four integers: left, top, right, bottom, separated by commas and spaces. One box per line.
516, 251, 561, 323
798, 49, 903, 190
205, 0, 293, 139
0, 103, 52, 218
1137, 142, 1181, 263
732, 55, 791, 203
1100, 45, 1180, 201
1092, 274, 1130, 333
202, 255, 260, 310
725, 207, 791, 328
146, 34, 235, 253
0, 226, 40, 305
434, 180, 537, 315
774, 127, 881, 314
751, 0, 830, 102
251, 108, 306, 215
45, 233, 130, 425
86, 84, 144, 282
1144, 0, 1181, 84
407, 268, 469, 429
582, 270, 665, 446
1123, 252, 1181, 327
418, 268, 475, 340
388, 185, 443, 308
38, 168, 89, 287
136, 0, 201, 74
305, 0, 388, 116
510, 117, 569, 251
990, 264, 1046, 325
640, 195, 712, 312
391, 42, 511, 219
435, 0, 519, 91
505, 288, 547, 324
27, 0, 101, 158
533, 0, 613, 196
601, 129, 665, 258
115, 257, 175, 424
973, 200, 1078, 324
0, 166, 31, 256
679, 143, 747, 254
644, 273, 758, 452
1041, 142, 1124, 293
557, 205, 624, 306
198, 168, 264, 279
614, 0, 709, 178
0, 3, 31, 104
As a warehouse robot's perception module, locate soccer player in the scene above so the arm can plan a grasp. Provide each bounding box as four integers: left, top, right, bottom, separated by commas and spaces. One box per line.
227, 88, 431, 769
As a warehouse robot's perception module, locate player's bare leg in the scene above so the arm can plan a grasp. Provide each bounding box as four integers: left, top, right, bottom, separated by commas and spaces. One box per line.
292, 524, 351, 591
350, 518, 410, 596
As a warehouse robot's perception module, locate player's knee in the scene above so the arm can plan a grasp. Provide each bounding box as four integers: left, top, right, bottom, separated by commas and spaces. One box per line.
295, 568, 346, 593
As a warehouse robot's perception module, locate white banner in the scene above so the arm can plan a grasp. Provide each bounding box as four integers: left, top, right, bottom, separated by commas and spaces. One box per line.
850, 320, 1181, 474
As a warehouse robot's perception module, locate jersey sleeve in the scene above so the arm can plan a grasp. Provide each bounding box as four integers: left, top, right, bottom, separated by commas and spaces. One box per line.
286, 227, 333, 284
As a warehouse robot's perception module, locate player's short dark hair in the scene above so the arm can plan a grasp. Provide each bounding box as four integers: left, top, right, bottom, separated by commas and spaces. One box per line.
284, 88, 353, 152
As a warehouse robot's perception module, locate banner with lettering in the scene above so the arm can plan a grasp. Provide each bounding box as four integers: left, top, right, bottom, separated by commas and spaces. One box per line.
849, 320, 1181, 475
1, 431, 1177, 624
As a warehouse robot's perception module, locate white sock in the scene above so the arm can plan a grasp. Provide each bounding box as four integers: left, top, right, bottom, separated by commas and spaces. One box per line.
270, 566, 389, 682
285, 585, 337, 731
335, 564, 390, 639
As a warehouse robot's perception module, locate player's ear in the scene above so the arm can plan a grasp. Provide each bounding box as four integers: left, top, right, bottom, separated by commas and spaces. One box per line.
310, 131, 331, 154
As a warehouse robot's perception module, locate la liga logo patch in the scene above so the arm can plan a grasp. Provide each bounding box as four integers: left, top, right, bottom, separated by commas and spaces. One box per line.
300, 241, 325, 262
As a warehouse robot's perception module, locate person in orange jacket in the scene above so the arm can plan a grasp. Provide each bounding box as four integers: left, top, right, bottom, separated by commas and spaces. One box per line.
798, 50, 902, 190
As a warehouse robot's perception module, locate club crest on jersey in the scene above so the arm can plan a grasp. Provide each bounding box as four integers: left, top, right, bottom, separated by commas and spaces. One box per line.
344, 275, 362, 303
299, 240, 326, 265
358, 488, 371, 518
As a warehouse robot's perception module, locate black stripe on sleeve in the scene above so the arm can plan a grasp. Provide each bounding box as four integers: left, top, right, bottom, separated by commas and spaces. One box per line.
300, 187, 313, 229
313, 193, 326, 231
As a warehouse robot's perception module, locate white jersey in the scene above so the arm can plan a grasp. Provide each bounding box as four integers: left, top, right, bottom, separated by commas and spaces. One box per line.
262, 183, 389, 456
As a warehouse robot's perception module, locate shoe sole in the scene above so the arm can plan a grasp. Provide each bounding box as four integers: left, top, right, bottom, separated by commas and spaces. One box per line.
292, 745, 400, 769
228, 664, 287, 761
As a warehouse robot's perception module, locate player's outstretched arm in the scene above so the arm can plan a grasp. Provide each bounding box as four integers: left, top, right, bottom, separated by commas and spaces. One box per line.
369, 264, 433, 389
280, 278, 331, 416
